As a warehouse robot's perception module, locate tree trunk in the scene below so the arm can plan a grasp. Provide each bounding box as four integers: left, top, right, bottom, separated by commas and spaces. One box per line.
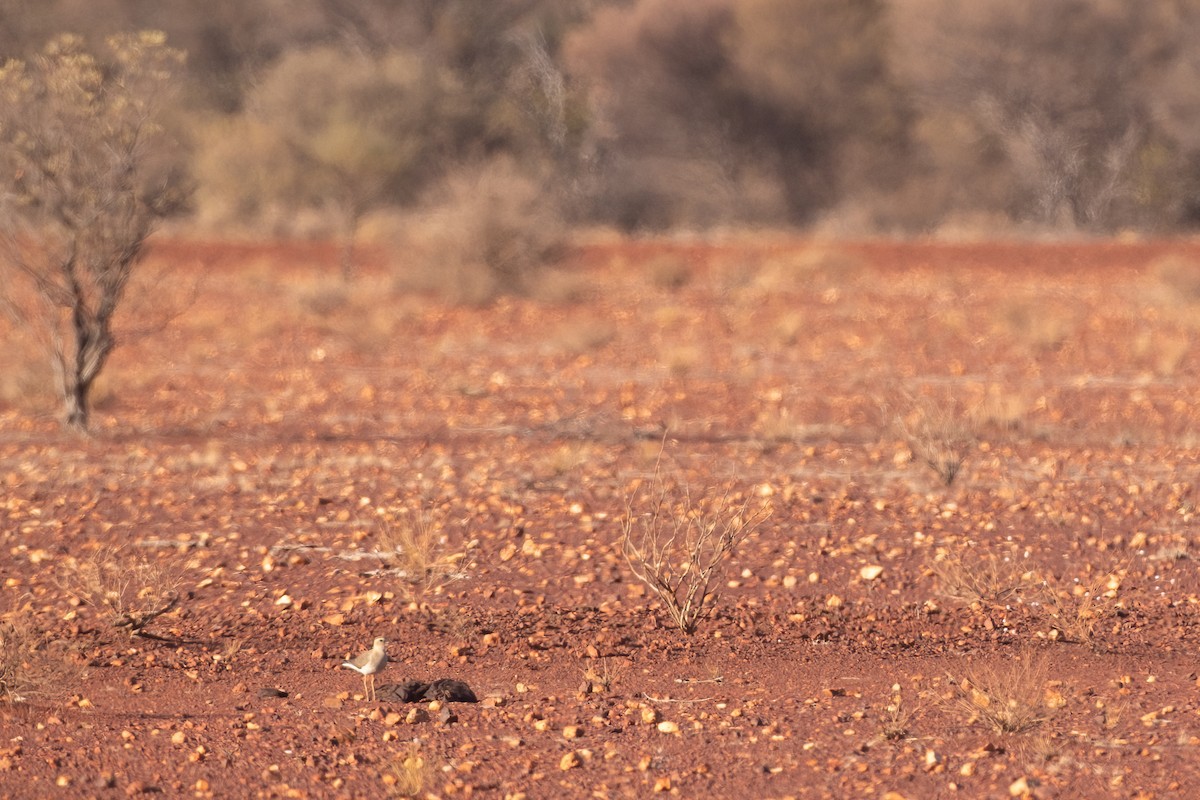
63, 378, 91, 432
60, 311, 114, 433
339, 207, 361, 282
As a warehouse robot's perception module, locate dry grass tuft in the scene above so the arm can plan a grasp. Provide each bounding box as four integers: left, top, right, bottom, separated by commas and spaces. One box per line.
382, 741, 437, 798
1029, 560, 1127, 645
0, 618, 80, 703
993, 296, 1077, 351
581, 657, 626, 696
878, 683, 913, 741
949, 650, 1054, 735
375, 510, 471, 599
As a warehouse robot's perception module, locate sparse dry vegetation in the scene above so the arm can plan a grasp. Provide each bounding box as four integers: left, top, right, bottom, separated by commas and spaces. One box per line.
397, 157, 566, 304
0, 618, 79, 703
1030, 561, 1126, 645
5, 0, 1200, 791
375, 510, 471, 600
887, 391, 978, 486
620, 466, 771, 634
949, 651, 1054, 735
933, 543, 1029, 606
382, 741, 437, 798
59, 546, 182, 638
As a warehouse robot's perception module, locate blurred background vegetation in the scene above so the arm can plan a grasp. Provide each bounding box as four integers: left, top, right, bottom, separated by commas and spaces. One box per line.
3, 0, 1200, 238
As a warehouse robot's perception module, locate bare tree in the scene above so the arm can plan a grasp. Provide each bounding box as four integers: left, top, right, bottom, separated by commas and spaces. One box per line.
0, 32, 186, 431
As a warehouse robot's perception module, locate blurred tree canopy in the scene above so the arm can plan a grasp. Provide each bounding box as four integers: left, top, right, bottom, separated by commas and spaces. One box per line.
3, 0, 1200, 235
0, 32, 187, 430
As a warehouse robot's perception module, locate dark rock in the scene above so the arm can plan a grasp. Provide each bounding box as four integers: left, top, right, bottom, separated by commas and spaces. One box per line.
375, 678, 479, 704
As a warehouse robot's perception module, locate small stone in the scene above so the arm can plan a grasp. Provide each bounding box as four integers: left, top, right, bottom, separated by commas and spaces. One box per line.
656, 721, 679, 734
559, 751, 581, 771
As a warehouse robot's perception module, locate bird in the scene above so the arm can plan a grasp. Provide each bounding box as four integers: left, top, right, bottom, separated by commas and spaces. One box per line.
342, 637, 388, 702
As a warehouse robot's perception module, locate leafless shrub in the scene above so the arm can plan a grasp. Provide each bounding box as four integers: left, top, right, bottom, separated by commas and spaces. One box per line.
0, 618, 80, 703
932, 543, 1029, 606
620, 470, 771, 634
59, 546, 182, 638
896, 0, 1180, 231
886, 391, 977, 486
375, 510, 471, 600
948, 650, 1054, 735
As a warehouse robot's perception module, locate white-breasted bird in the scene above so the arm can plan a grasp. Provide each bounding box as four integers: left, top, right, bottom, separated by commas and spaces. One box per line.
342, 637, 388, 702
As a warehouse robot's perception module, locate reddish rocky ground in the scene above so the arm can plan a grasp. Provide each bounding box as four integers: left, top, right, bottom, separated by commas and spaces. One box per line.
3, 236, 1200, 799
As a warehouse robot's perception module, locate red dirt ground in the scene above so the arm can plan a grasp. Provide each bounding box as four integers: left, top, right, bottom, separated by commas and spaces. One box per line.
4, 236, 1200, 798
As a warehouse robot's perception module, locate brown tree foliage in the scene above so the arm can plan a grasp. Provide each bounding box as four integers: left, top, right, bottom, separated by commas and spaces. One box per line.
895, 0, 1196, 230
4, 1, 1200, 234
566, 0, 910, 230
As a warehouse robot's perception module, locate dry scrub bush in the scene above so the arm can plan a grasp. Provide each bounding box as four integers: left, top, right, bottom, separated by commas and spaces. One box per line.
0, 618, 79, 703
201, 46, 469, 276
1030, 562, 1126, 645
886, 391, 977, 487
933, 545, 1125, 645
59, 546, 182, 637
620, 472, 771, 634
949, 650, 1054, 735
375, 510, 471, 600
933, 544, 1029, 606
992, 295, 1078, 352
397, 157, 565, 304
